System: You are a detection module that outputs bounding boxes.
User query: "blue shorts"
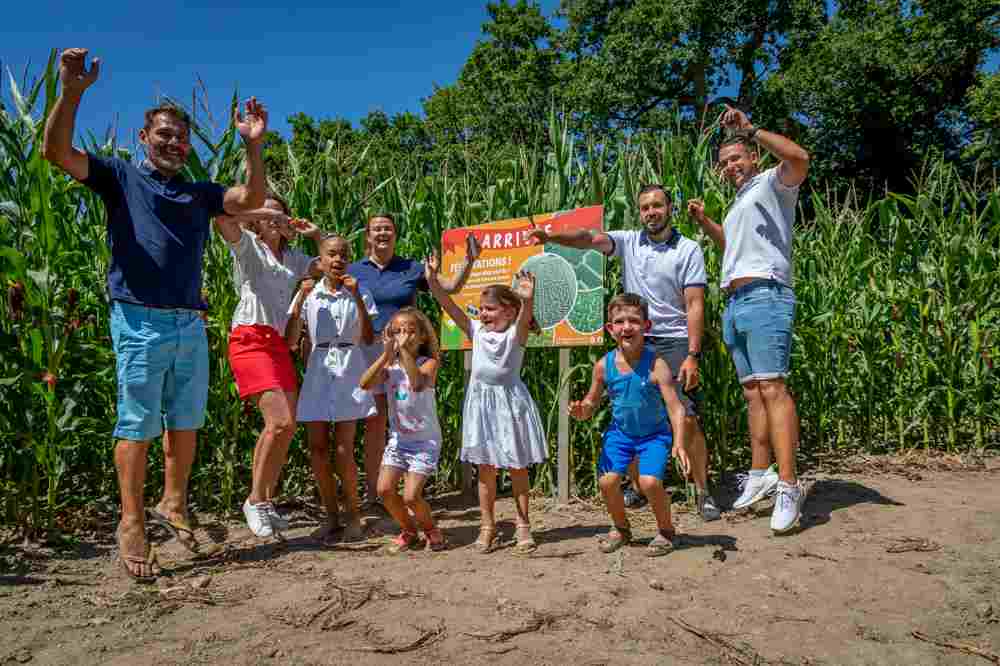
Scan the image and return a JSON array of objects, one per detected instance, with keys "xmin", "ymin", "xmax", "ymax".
[
  {"xmin": 110, "ymin": 301, "xmax": 209, "ymax": 441},
  {"xmin": 598, "ymin": 426, "xmax": 673, "ymax": 480},
  {"xmin": 722, "ymin": 280, "xmax": 796, "ymax": 384}
]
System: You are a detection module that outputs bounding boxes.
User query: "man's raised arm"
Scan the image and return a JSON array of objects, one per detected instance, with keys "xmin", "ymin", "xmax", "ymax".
[
  {"xmin": 42, "ymin": 48, "xmax": 100, "ymax": 182},
  {"xmin": 528, "ymin": 227, "xmax": 614, "ymax": 255},
  {"xmin": 222, "ymin": 98, "xmax": 268, "ymax": 214}
]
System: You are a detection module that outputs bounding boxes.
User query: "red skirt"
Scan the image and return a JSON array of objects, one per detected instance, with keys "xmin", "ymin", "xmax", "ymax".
[{"xmin": 228, "ymin": 324, "xmax": 298, "ymax": 399}]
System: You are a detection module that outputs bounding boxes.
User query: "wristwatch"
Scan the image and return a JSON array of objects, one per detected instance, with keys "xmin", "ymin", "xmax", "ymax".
[{"xmin": 687, "ymin": 351, "xmax": 702, "ymax": 360}]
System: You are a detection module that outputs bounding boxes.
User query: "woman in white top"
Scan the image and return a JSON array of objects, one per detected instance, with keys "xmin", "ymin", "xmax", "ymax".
[{"xmin": 214, "ymin": 195, "xmax": 321, "ymax": 538}]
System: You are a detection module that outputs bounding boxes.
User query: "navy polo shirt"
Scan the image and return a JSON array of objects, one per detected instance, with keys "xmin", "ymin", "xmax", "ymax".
[
  {"xmin": 82, "ymin": 154, "xmax": 226, "ymax": 310},
  {"xmin": 348, "ymin": 255, "xmax": 428, "ymax": 332}
]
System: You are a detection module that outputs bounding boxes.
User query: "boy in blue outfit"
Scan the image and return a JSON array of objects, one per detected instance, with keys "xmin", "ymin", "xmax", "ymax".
[{"xmin": 570, "ymin": 293, "xmax": 690, "ymax": 556}]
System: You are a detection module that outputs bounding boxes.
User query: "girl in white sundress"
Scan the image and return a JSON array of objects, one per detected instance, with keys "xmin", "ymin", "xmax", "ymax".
[
  {"xmin": 426, "ymin": 253, "xmax": 547, "ymax": 554},
  {"xmin": 286, "ymin": 234, "xmax": 376, "ymax": 542},
  {"xmin": 359, "ymin": 307, "xmax": 447, "ymax": 553}
]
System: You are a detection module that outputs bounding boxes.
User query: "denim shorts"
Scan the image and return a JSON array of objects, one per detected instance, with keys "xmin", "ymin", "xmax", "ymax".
[
  {"xmin": 721, "ymin": 280, "xmax": 795, "ymax": 384},
  {"xmin": 382, "ymin": 436, "xmax": 441, "ymax": 476},
  {"xmin": 598, "ymin": 426, "xmax": 673, "ymax": 480},
  {"xmin": 110, "ymin": 301, "xmax": 210, "ymax": 441},
  {"xmin": 644, "ymin": 336, "xmax": 699, "ymax": 417}
]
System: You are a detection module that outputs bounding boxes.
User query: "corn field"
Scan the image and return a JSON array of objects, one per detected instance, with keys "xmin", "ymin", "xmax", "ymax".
[{"xmin": 2, "ymin": 57, "xmax": 999, "ymax": 533}]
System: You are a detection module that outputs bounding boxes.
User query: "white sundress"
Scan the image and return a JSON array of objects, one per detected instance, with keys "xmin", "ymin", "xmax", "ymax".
[
  {"xmin": 461, "ymin": 321, "xmax": 548, "ymax": 469},
  {"xmin": 292, "ymin": 280, "xmax": 378, "ymax": 423}
]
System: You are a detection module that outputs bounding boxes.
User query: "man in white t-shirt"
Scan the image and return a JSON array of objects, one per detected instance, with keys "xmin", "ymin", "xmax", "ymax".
[
  {"xmin": 529, "ymin": 187, "xmax": 721, "ymax": 522},
  {"xmin": 687, "ymin": 105, "xmax": 810, "ymax": 534}
]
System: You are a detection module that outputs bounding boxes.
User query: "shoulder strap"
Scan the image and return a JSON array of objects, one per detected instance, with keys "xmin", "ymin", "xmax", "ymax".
[
  {"xmin": 636, "ymin": 347, "xmax": 655, "ymax": 379},
  {"xmin": 604, "ymin": 350, "xmax": 617, "ymax": 383}
]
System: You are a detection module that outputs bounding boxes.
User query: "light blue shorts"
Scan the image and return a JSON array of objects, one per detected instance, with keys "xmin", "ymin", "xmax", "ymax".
[
  {"xmin": 381, "ymin": 436, "xmax": 441, "ymax": 476},
  {"xmin": 722, "ymin": 280, "xmax": 796, "ymax": 384},
  {"xmin": 110, "ymin": 301, "xmax": 209, "ymax": 441}
]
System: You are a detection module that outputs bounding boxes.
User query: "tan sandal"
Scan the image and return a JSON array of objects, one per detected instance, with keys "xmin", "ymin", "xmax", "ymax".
[
  {"xmin": 646, "ymin": 530, "xmax": 677, "ymax": 557},
  {"xmin": 119, "ymin": 544, "xmax": 160, "ymax": 583},
  {"xmin": 513, "ymin": 524, "xmax": 537, "ymax": 554},
  {"xmin": 598, "ymin": 524, "xmax": 632, "ymax": 553},
  {"xmin": 472, "ymin": 526, "xmax": 499, "ymax": 554}
]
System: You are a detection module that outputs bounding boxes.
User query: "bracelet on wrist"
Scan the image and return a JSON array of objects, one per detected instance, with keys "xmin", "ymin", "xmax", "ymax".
[{"xmin": 687, "ymin": 351, "xmax": 702, "ymax": 360}]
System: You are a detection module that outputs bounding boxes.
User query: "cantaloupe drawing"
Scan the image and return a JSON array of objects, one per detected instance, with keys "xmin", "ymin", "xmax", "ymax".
[{"xmin": 517, "ymin": 253, "xmax": 578, "ymax": 330}]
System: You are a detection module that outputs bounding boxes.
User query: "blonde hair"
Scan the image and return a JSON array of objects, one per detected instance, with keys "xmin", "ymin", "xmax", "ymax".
[
  {"xmin": 389, "ymin": 307, "xmax": 440, "ymax": 361},
  {"xmin": 481, "ymin": 284, "xmax": 540, "ymax": 333}
]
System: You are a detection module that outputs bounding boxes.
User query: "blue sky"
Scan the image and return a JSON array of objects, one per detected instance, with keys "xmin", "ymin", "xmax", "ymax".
[{"xmin": 3, "ymin": 1, "xmax": 997, "ymax": 148}]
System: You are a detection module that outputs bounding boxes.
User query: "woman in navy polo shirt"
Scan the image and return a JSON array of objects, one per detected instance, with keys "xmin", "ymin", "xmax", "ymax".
[{"xmin": 349, "ymin": 213, "xmax": 479, "ymax": 505}]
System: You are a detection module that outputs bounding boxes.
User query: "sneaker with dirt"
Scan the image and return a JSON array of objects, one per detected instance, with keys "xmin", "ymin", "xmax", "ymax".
[
  {"xmin": 266, "ymin": 505, "xmax": 289, "ymax": 532},
  {"xmin": 697, "ymin": 491, "xmax": 722, "ymax": 521},
  {"xmin": 732, "ymin": 467, "xmax": 779, "ymax": 510},
  {"xmin": 770, "ymin": 481, "xmax": 805, "ymax": 534},
  {"xmin": 243, "ymin": 499, "xmax": 274, "ymax": 537},
  {"xmin": 622, "ymin": 486, "xmax": 647, "ymax": 508}
]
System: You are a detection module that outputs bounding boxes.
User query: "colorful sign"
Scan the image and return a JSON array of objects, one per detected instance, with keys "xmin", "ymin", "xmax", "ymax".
[{"xmin": 439, "ymin": 206, "xmax": 605, "ymax": 350}]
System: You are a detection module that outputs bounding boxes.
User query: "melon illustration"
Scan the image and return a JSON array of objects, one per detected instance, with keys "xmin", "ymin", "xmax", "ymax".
[{"xmin": 517, "ymin": 253, "xmax": 578, "ymax": 330}]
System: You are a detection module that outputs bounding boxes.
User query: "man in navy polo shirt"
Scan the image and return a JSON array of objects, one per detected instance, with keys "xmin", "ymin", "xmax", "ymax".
[{"xmin": 43, "ymin": 48, "xmax": 270, "ymax": 580}]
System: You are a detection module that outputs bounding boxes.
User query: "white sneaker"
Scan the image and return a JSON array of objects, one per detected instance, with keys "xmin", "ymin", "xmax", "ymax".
[
  {"xmin": 266, "ymin": 504, "xmax": 289, "ymax": 532},
  {"xmin": 732, "ymin": 468, "xmax": 779, "ymax": 510},
  {"xmin": 243, "ymin": 499, "xmax": 274, "ymax": 537},
  {"xmin": 770, "ymin": 481, "xmax": 805, "ymax": 534}
]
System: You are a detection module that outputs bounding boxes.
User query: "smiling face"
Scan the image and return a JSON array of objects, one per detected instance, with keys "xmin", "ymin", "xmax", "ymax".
[
  {"xmin": 478, "ymin": 291, "xmax": 518, "ymax": 333},
  {"xmin": 139, "ymin": 112, "xmax": 191, "ymax": 176},
  {"xmin": 366, "ymin": 216, "xmax": 397, "ymax": 258},
  {"xmin": 318, "ymin": 236, "xmax": 351, "ymax": 281},
  {"xmin": 637, "ymin": 189, "xmax": 672, "ymax": 237},
  {"xmin": 389, "ymin": 313, "xmax": 425, "ymax": 353},
  {"xmin": 718, "ymin": 141, "xmax": 759, "ymax": 189},
  {"xmin": 255, "ymin": 199, "xmax": 293, "ymax": 243},
  {"xmin": 606, "ymin": 304, "xmax": 650, "ymax": 353}
]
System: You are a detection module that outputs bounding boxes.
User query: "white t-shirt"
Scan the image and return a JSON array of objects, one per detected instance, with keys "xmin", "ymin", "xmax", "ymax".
[
  {"xmin": 289, "ymin": 279, "xmax": 377, "ymax": 347},
  {"xmin": 720, "ymin": 166, "xmax": 799, "ymax": 289},
  {"xmin": 385, "ymin": 358, "xmax": 442, "ymax": 443},
  {"xmin": 469, "ymin": 320, "xmax": 524, "ymax": 385},
  {"xmin": 230, "ymin": 229, "xmax": 314, "ymax": 333},
  {"xmin": 606, "ymin": 229, "xmax": 707, "ymax": 338}
]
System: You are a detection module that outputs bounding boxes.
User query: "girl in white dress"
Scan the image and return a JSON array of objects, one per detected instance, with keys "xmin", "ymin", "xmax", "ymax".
[
  {"xmin": 286, "ymin": 235, "xmax": 376, "ymax": 542},
  {"xmin": 360, "ymin": 307, "xmax": 447, "ymax": 553},
  {"xmin": 426, "ymin": 254, "xmax": 548, "ymax": 554}
]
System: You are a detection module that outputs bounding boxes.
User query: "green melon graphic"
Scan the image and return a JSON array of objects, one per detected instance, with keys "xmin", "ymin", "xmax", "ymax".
[
  {"xmin": 517, "ymin": 253, "xmax": 578, "ymax": 330},
  {"xmin": 544, "ymin": 243, "xmax": 605, "ymax": 334}
]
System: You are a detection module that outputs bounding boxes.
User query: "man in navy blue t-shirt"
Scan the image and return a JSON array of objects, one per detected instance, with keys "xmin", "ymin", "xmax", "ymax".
[{"xmin": 42, "ymin": 48, "xmax": 270, "ymax": 581}]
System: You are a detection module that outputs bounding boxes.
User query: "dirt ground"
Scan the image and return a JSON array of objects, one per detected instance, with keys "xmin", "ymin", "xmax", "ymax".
[{"xmin": 3, "ymin": 454, "xmax": 1000, "ymax": 665}]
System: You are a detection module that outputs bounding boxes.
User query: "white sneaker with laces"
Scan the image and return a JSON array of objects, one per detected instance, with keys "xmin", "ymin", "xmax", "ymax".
[
  {"xmin": 770, "ymin": 481, "xmax": 805, "ymax": 534},
  {"xmin": 243, "ymin": 499, "xmax": 274, "ymax": 537},
  {"xmin": 732, "ymin": 468, "xmax": 779, "ymax": 510}
]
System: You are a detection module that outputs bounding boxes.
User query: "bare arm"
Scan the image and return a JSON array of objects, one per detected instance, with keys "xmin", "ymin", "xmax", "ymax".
[
  {"xmin": 343, "ymin": 276, "xmax": 374, "ymax": 345},
  {"xmin": 222, "ymin": 98, "xmax": 268, "ymax": 214},
  {"xmin": 652, "ymin": 359, "xmax": 690, "ymax": 475},
  {"xmin": 568, "ymin": 359, "xmax": 606, "ymax": 421},
  {"xmin": 42, "ymin": 49, "xmax": 100, "ymax": 181},
  {"xmin": 512, "ymin": 270, "xmax": 536, "ymax": 346},
  {"xmin": 528, "ymin": 227, "xmax": 614, "ymax": 255},
  {"xmin": 359, "ymin": 331, "xmax": 394, "ymax": 390},
  {"xmin": 437, "ymin": 233, "xmax": 481, "ymax": 294},
  {"xmin": 399, "ymin": 349, "xmax": 438, "ymax": 393},
  {"xmin": 720, "ymin": 105, "xmax": 809, "ymax": 188},
  {"xmin": 687, "ymin": 200, "xmax": 724, "ymax": 250},
  {"xmin": 284, "ymin": 281, "xmax": 313, "ymax": 348},
  {"xmin": 425, "ymin": 252, "xmax": 473, "ymax": 339},
  {"xmin": 676, "ymin": 286, "xmax": 705, "ymax": 392}
]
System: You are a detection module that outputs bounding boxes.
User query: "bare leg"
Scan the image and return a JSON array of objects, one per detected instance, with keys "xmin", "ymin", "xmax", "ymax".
[
  {"xmin": 508, "ymin": 468, "xmax": 531, "ymax": 527},
  {"xmin": 155, "ymin": 429, "xmax": 197, "ymax": 522},
  {"xmin": 333, "ymin": 421, "xmax": 362, "ymax": 533},
  {"xmin": 363, "ymin": 395, "xmax": 387, "ymax": 500},
  {"xmin": 743, "ymin": 382, "xmax": 774, "ymax": 470},
  {"xmin": 116, "ymin": 440, "xmax": 154, "ymax": 577},
  {"xmin": 685, "ymin": 417, "xmax": 710, "ymax": 490},
  {"xmin": 249, "ymin": 390, "xmax": 297, "ymax": 504},
  {"xmin": 758, "ymin": 379, "xmax": 799, "ymax": 483},
  {"xmin": 306, "ymin": 422, "xmax": 340, "ymax": 535},
  {"xmin": 626, "ymin": 460, "xmax": 641, "ymax": 493},
  {"xmin": 477, "ymin": 464, "xmax": 497, "ymax": 529},
  {"xmin": 638, "ymin": 475, "xmax": 674, "ymax": 533},
  {"xmin": 598, "ymin": 472, "xmax": 627, "ymax": 528},
  {"xmin": 377, "ymin": 466, "xmax": 414, "ymax": 533},
  {"xmin": 402, "ymin": 473, "xmax": 433, "ymax": 530}
]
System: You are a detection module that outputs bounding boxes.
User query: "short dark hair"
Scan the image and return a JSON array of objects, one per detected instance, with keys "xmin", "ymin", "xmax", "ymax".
[
  {"xmin": 607, "ymin": 293, "xmax": 649, "ymax": 321},
  {"xmin": 717, "ymin": 137, "xmax": 755, "ymax": 159},
  {"xmin": 637, "ymin": 184, "xmax": 671, "ymax": 205},
  {"xmin": 143, "ymin": 104, "xmax": 191, "ymax": 131},
  {"xmin": 266, "ymin": 190, "xmax": 291, "ymax": 216}
]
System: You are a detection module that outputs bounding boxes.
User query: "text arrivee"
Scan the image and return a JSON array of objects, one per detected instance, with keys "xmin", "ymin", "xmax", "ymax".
[{"xmin": 471, "ymin": 223, "xmax": 553, "ymax": 251}]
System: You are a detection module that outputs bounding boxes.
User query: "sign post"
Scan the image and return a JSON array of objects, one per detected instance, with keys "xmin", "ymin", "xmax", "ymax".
[{"xmin": 439, "ymin": 206, "xmax": 605, "ymax": 504}]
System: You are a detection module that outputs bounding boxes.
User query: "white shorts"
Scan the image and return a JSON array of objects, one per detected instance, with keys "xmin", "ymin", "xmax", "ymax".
[{"xmin": 381, "ymin": 437, "xmax": 441, "ymax": 476}]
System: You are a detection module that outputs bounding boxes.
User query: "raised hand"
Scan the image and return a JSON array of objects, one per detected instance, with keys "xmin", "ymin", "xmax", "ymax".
[
  {"xmin": 527, "ymin": 228, "xmax": 549, "ymax": 245},
  {"xmin": 686, "ymin": 199, "xmax": 707, "ymax": 223},
  {"xmin": 341, "ymin": 274, "xmax": 359, "ymax": 295},
  {"xmin": 718, "ymin": 104, "xmax": 752, "ymax": 132},
  {"xmin": 382, "ymin": 328, "xmax": 398, "ymax": 362},
  {"xmin": 424, "ymin": 251, "xmax": 441, "ymax": 282},
  {"xmin": 568, "ymin": 399, "xmax": 593, "ymax": 421},
  {"xmin": 289, "ymin": 218, "xmax": 320, "ymax": 236},
  {"xmin": 299, "ymin": 278, "xmax": 316, "ymax": 298},
  {"xmin": 465, "ymin": 232, "xmax": 483, "ymax": 261},
  {"xmin": 59, "ymin": 48, "xmax": 100, "ymax": 94},
  {"xmin": 395, "ymin": 329, "xmax": 413, "ymax": 352},
  {"xmin": 512, "ymin": 270, "xmax": 536, "ymax": 301},
  {"xmin": 235, "ymin": 97, "xmax": 268, "ymax": 145}
]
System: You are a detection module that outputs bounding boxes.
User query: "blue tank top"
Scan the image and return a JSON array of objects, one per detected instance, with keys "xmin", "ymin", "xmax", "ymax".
[{"xmin": 604, "ymin": 347, "xmax": 669, "ymax": 438}]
